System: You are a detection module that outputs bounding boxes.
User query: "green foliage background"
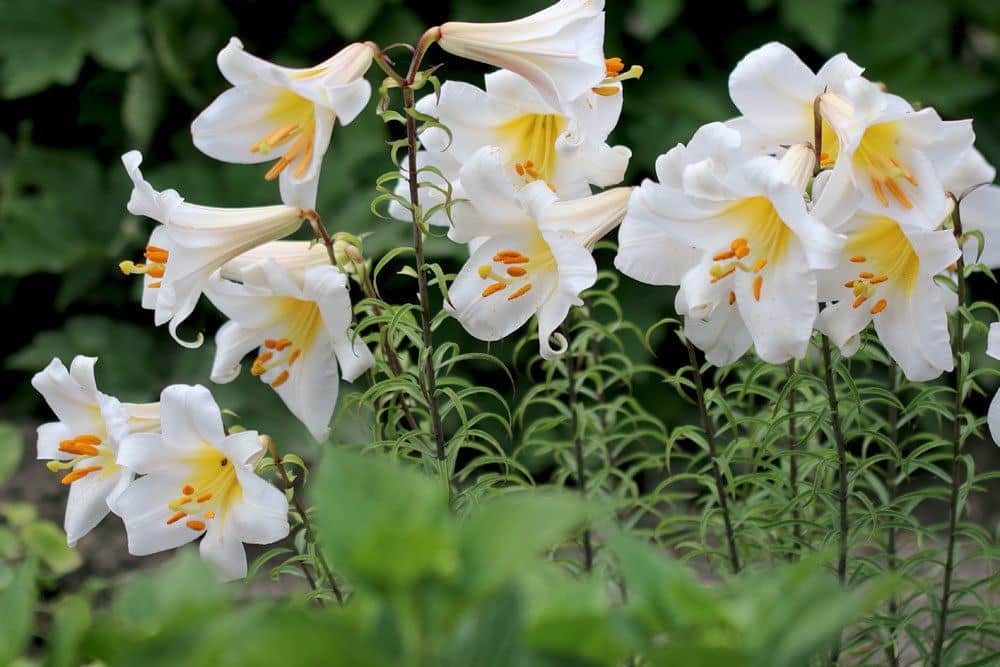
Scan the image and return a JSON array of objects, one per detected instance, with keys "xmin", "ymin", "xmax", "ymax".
[{"xmin": 2, "ymin": 0, "xmax": 1000, "ymax": 665}]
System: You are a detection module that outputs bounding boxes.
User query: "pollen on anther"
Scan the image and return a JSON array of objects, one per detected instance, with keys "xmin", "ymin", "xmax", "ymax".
[
  {"xmin": 185, "ymin": 520, "xmax": 206, "ymax": 532},
  {"xmin": 507, "ymin": 283, "xmax": 533, "ymax": 300},
  {"xmin": 735, "ymin": 245, "xmax": 750, "ymax": 259},
  {"xmin": 76, "ymin": 435, "xmax": 102, "ymax": 445},
  {"xmin": 728, "ymin": 290, "xmax": 736, "ymax": 306},
  {"xmin": 852, "ymin": 295, "xmax": 868, "ymax": 309},
  {"xmin": 167, "ymin": 511, "xmax": 186, "ymax": 525},
  {"xmin": 205, "ymin": 511, "xmax": 216, "ymax": 519},
  {"xmin": 843, "ymin": 280, "xmax": 856, "ymax": 288},
  {"xmin": 507, "ymin": 266, "xmax": 527, "ymax": 277},
  {"xmin": 858, "ymin": 271, "xmax": 874, "ymax": 279},
  {"xmin": 271, "ymin": 370, "xmax": 290, "ymax": 388},
  {"xmin": 182, "ymin": 484, "xmax": 195, "ymax": 495},
  {"xmin": 288, "ymin": 349, "xmax": 301, "ymax": 365},
  {"xmin": 482, "ymin": 282, "xmax": 507, "ymax": 298},
  {"xmin": 870, "ymin": 299, "xmax": 888, "ymax": 314},
  {"xmin": 515, "ymin": 163, "xmax": 525, "ymax": 176},
  {"xmin": 870, "ymin": 275, "xmax": 888, "ymax": 284},
  {"xmin": 713, "ymin": 250, "xmax": 736, "ymax": 261},
  {"xmin": 196, "ymin": 492, "xmax": 213, "ymax": 503},
  {"xmin": 148, "ymin": 281, "xmax": 161, "ymax": 289},
  {"xmin": 849, "ymin": 255, "xmax": 867, "ymax": 263},
  {"xmin": 752, "ymin": 275, "xmax": 763, "ymax": 301},
  {"xmin": 60, "ymin": 465, "xmax": 102, "ymax": 485}
]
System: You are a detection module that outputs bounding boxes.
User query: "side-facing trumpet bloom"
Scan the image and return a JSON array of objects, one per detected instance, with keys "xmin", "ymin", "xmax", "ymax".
[
  {"xmin": 617, "ymin": 124, "xmax": 844, "ymax": 364},
  {"xmin": 437, "ymin": 0, "xmax": 607, "ymax": 109},
  {"xmin": 447, "ymin": 146, "xmax": 631, "ymax": 358},
  {"xmin": 192, "ymin": 38, "xmax": 374, "ymax": 208},
  {"xmin": 115, "ymin": 384, "xmax": 289, "ymax": 581},
  {"xmin": 728, "ymin": 41, "xmax": 863, "ymax": 151},
  {"xmin": 819, "ymin": 77, "xmax": 973, "ymax": 219},
  {"xmin": 205, "ymin": 257, "xmax": 373, "ymax": 441},
  {"xmin": 32, "ymin": 356, "xmax": 159, "ymax": 545},
  {"xmin": 816, "ymin": 201, "xmax": 960, "ymax": 381},
  {"xmin": 119, "ymin": 151, "xmax": 307, "ymax": 347},
  {"xmin": 219, "ymin": 240, "xmax": 331, "ymax": 283},
  {"xmin": 415, "ymin": 68, "xmax": 630, "ymax": 207}
]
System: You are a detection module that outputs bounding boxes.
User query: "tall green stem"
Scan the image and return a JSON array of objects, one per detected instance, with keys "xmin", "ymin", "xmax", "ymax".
[
  {"xmin": 685, "ymin": 338, "xmax": 741, "ymax": 574},
  {"xmin": 565, "ymin": 350, "xmax": 593, "ymax": 570},
  {"xmin": 931, "ymin": 200, "xmax": 967, "ymax": 667},
  {"xmin": 885, "ymin": 359, "xmax": 900, "ymax": 667},
  {"xmin": 786, "ymin": 360, "xmax": 803, "ymax": 558}
]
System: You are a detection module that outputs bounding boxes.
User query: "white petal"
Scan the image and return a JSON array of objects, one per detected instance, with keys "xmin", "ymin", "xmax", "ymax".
[
  {"xmin": 232, "ymin": 464, "xmax": 290, "ymax": 545},
  {"xmin": 199, "ymin": 518, "xmax": 247, "ymax": 581},
  {"xmin": 209, "ymin": 320, "xmax": 265, "ymax": 384},
  {"xmin": 873, "ymin": 281, "xmax": 952, "ymax": 381},
  {"xmin": 987, "ymin": 322, "xmax": 1000, "ymax": 361},
  {"xmin": 37, "ymin": 422, "xmax": 75, "ymax": 461},
  {"xmin": 815, "ymin": 299, "xmax": 870, "ymax": 357},
  {"xmin": 31, "ymin": 357, "xmax": 102, "ymax": 435},
  {"xmin": 907, "ymin": 226, "xmax": 961, "ymax": 276},
  {"xmin": 116, "ymin": 432, "xmax": 168, "ymax": 474},
  {"xmin": 816, "ymin": 53, "xmax": 865, "ymax": 92},
  {"xmin": 685, "ymin": 302, "xmax": 753, "ymax": 367},
  {"xmin": 989, "ymin": 390, "xmax": 1000, "ymax": 446},
  {"xmin": 159, "ymin": 385, "xmax": 228, "ymax": 452},
  {"xmin": 615, "ymin": 185, "xmax": 703, "ymax": 286},
  {"xmin": 451, "ymin": 146, "xmax": 533, "ymax": 242},
  {"xmin": 268, "ymin": 339, "xmax": 339, "ymax": 442},
  {"xmin": 942, "ymin": 147, "xmax": 995, "ymax": 195},
  {"xmin": 304, "ymin": 265, "xmax": 374, "ymax": 383},
  {"xmin": 116, "ymin": 471, "xmax": 198, "ymax": 556},
  {"xmin": 121, "ymin": 151, "xmax": 184, "ymax": 222},
  {"xmin": 959, "ymin": 185, "xmax": 1000, "ymax": 267},
  {"xmin": 728, "ymin": 42, "xmax": 817, "ymax": 144},
  {"xmin": 535, "ymin": 230, "xmax": 598, "ymax": 358},
  {"xmin": 64, "ymin": 469, "xmax": 123, "ymax": 546},
  {"xmin": 217, "ymin": 429, "xmax": 264, "ymax": 468},
  {"xmin": 191, "ymin": 86, "xmax": 285, "ymax": 165}
]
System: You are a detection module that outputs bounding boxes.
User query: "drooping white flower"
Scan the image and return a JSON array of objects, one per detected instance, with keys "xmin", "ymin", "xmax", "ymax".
[
  {"xmin": 415, "ymin": 68, "xmax": 631, "ymax": 208},
  {"xmin": 436, "ymin": 0, "xmax": 608, "ymax": 109},
  {"xmin": 205, "ymin": 257, "xmax": 373, "ymax": 441},
  {"xmin": 616, "ymin": 123, "xmax": 845, "ymax": 364},
  {"xmin": 219, "ymin": 240, "xmax": 332, "ymax": 282},
  {"xmin": 940, "ymin": 147, "xmax": 1000, "ymax": 267},
  {"xmin": 818, "ymin": 77, "xmax": 974, "ymax": 219},
  {"xmin": 31, "ymin": 356, "xmax": 160, "ymax": 546},
  {"xmin": 728, "ymin": 41, "xmax": 863, "ymax": 152},
  {"xmin": 119, "ymin": 151, "xmax": 307, "ymax": 347},
  {"xmin": 192, "ymin": 38, "xmax": 374, "ymax": 208},
  {"xmin": 986, "ymin": 323, "xmax": 1000, "ymax": 444},
  {"xmin": 815, "ymin": 201, "xmax": 960, "ymax": 381},
  {"xmin": 447, "ymin": 146, "xmax": 631, "ymax": 358},
  {"xmin": 115, "ymin": 384, "xmax": 289, "ymax": 581}
]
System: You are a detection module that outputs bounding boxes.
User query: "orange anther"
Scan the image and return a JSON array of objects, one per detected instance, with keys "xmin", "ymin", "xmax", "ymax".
[
  {"xmin": 870, "ymin": 275, "xmax": 888, "ymax": 284},
  {"xmin": 728, "ymin": 290, "xmax": 736, "ymax": 306},
  {"xmin": 752, "ymin": 258, "xmax": 767, "ymax": 272},
  {"xmin": 205, "ymin": 511, "xmax": 216, "ymax": 519},
  {"xmin": 605, "ymin": 57, "xmax": 625, "ymax": 76},
  {"xmin": 734, "ymin": 245, "xmax": 750, "ymax": 259},
  {"xmin": 145, "ymin": 245, "xmax": 169, "ymax": 255},
  {"xmin": 185, "ymin": 520, "xmax": 206, "ymax": 532},
  {"xmin": 591, "ymin": 86, "xmax": 619, "ymax": 96},
  {"xmin": 871, "ymin": 177, "xmax": 889, "ymax": 207},
  {"xmin": 144, "ymin": 250, "xmax": 169, "ymax": 263},
  {"xmin": 713, "ymin": 250, "xmax": 736, "ymax": 261},
  {"xmin": 524, "ymin": 161, "xmax": 534, "ymax": 169},
  {"xmin": 60, "ymin": 465, "xmax": 102, "ymax": 485},
  {"xmin": 852, "ymin": 295, "xmax": 868, "ymax": 309},
  {"xmin": 481, "ymin": 282, "xmax": 507, "ymax": 298},
  {"xmin": 250, "ymin": 122, "xmax": 299, "ymax": 153},
  {"xmin": 147, "ymin": 281, "xmax": 161, "ymax": 288},
  {"xmin": 147, "ymin": 265, "xmax": 165, "ymax": 278},
  {"xmin": 507, "ymin": 266, "xmax": 527, "ymax": 277},
  {"xmin": 493, "ymin": 250, "xmax": 521, "ymax": 259},
  {"xmin": 273, "ymin": 338, "xmax": 292, "ymax": 351},
  {"xmin": 270, "ymin": 370, "xmax": 290, "ymax": 388},
  {"xmin": 255, "ymin": 351, "xmax": 273, "ymax": 365},
  {"xmin": 515, "ymin": 163, "xmax": 525, "ymax": 176},
  {"xmin": 858, "ymin": 271, "xmax": 874, "ymax": 279},
  {"xmin": 167, "ymin": 511, "xmax": 187, "ymax": 525},
  {"xmin": 288, "ymin": 349, "xmax": 301, "ymax": 365},
  {"xmin": 885, "ymin": 179, "xmax": 913, "ymax": 209},
  {"xmin": 849, "ymin": 256, "xmax": 867, "ymax": 263},
  {"xmin": 843, "ymin": 280, "xmax": 856, "ymax": 288},
  {"xmin": 525, "ymin": 167, "xmax": 540, "ymax": 179},
  {"xmin": 870, "ymin": 299, "xmax": 888, "ymax": 314},
  {"xmin": 752, "ymin": 275, "xmax": 763, "ymax": 301},
  {"xmin": 177, "ymin": 496, "xmax": 193, "ymax": 505},
  {"xmin": 196, "ymin": 492, "xmax": 213, "ymax": 503},
  {"xmin": 264, "ymin": 339, "xmax": 278, "ymax": 349},
  {"xmin": 500, "ymin": 256, "xmax": 530, "ymax": 265},
  {"xmin": 58, "ymin": 440, "xmax": 100, "ymax": 457},
  {"xmin": 731, "ymin": 238, "xmax": 748, "ymax": 249},
  {"xmin": 182, "ymin": 484, "xmax": 195, "ymax": 495},
  {"xmin": 507, "ymin": 283, "xmax": 533, "ymax": 300}
]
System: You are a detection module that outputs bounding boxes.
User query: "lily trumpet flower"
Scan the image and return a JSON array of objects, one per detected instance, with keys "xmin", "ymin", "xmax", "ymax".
[
  {"xmin": 32, "ymin": 356, "xmax": 160, "ymax": 545},
  {"xmin": 219, "ymin": 240, "xmax": 332, "ymax": 282},
  {"xmin": 940, "ymin": 147, "xmax": 1000, "ymax": 267},
  {"xmin": 818, "ymin": 77, "xmax": 973, "ymax": 219},
  {"xmin": 192, "ymin": 38, "xmax": 374, "ymax": 208},
  {"xmin": 119, "ymin": 151, "xmax": 307, "ymax": 347},
  {"xmin": 115, "ymin": 384, "xmax": 289, "ymax": 581},
  {"xmin": 205, "ymin": 257, "xmax": 373, "ymax": 441},
  {"xmin": 415, "ymin": 68, "xmax": 631, "ymax": 210},
  {"xmin": 727, "ymin": 41, "xmax": 863, "ymax": 152},
  {"xmin": 437, "ymin": 0, "xmax": 607, "ymax": 109},
  {"xmin": 446, "ymin": 146, "xmax": 632, "ymax": 358},
  {"xmin": 618, "ymin": 124, "xmax": 845, "ymax": 364},
  {"xmin": 816, "ymin": 201, "xmax": 960, "ymax": 381}
]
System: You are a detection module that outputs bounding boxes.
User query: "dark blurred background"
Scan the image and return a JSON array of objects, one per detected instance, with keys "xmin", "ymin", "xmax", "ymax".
[{"xmin": 2, "ymin": 0, "xmax": 1000, "ymax": 451}]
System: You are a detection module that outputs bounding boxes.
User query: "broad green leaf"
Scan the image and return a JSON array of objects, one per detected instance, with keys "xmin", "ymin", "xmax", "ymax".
[
  {"xmin": 45, "ymin": 595, "xmax": 90, "ymax": 667},
  {"xmin": 438, "ymin": 587, "xmax": 527, "ymax": 667},
  {"xmin": 0, "ymin": 0, "xmax": 144, "ymax": 98},
  {"xmin": 312, "ymin": 450, "xmax": 458, "ymax": 591},
  {"xmin": 318, "ymin": 0, "xmax": 384, "ymax": 38},
  {"xmin": 0, "ymin": 422, "xmax": 23, "ymax": 484},
  {"xmin": 0, "ymin": 560, "xmax": 36, "ymax": 664},
  {"xmin": 21, "ymin": 520, "xmax": 82, "ymax": 576},
  {"xmin": 123, "ymin": 63, "xmax": 166, "ymax": 148}
]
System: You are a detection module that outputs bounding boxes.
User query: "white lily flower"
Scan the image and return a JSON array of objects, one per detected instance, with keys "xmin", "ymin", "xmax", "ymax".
[
  {"xmin": 414, "ymin": 68, "xmax": 631, "ymax": 213},
  {"xmin": 220, "ymin": 240, "xmax": 331, "ymax": 282},
  {"xmin": 728, "ymin": 41, "xmax": 863, "ymax": 152},
  {"xmin": 115, "ymin": 384, "xmax": 289, "ymax": 581},
  {"xmin": 192, "ymin": 38, "xmax": 373, "ymax": 208},
  {"xmin": 818, "ymin": 77, "xmax": 973, "ymax": 219},
  {"xmin": 940, "ymin": 147, "xmax": 1000, "ymax": 267},
  {"xmin": 31, "ymin": 356, "xmax": 159, "ymax": 546},
  {"xmin": 205, "ymin": 257, "xmax": 373, "ymax": 441},
  {"xmin": 437, "ymin": 0, "xmax": 608, "ymax": 109},
  {"xmin": 447, "ymin": 146, "xmax": 631, "ymax": 358},
  {"xmin": 815, "ymin": 202, "xmax": 960, "ymax": 381},
  {"xmin": 986, "ymin": 323, "xmax": 1000, "ymax": 444},
  {"xmin": 119, "ymin": 151, "xmax": 307, "ymax": 347},
  {"xmin": 616, "ymin": 123, "xmax": 844, "ymax": 363}
]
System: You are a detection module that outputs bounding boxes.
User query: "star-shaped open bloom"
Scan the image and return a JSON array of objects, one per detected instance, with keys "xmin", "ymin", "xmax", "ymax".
[
  {"xmin": 415, "ymin": 68, "xmax": 631, "ymax": 209},
  {"xmin": 115, "ymin": 384, "xmax": 289, "ymax": 581},
  {"xmin": 192, "ymin": 38, "xmax": 373, "ymax": 208},
  {"xmin": 728, "ymin": 41, "xmax": 863, "ymax": 152},
  {"xmin": 437, "ymin": 0, "xmax": 608, "ymax": 110},
  {"xmin": 205, "ymin": 257, "xmax": 373, "ymax": 441},
  {"xmin": 32, "ymin": 356, "xmax": 159, "ymax": 546},
  {"xmin": 818, "ymin": 77, "xmax": 973, "ymax": 219},
  {"xmin": 119, "ymin": 151, "xmax": 307, "ymax": 347},
  {"xmin": 816, "ymin": 201, "xmax": 960, "ymax": 381},
  {"xmin": 446, "ymin": 146, "xmax": 631, "ymax": 358},
  {"xmin": 617, "ymin": 123, "xmax": 845, "ymax": 363},
  {"xmin": 941, "ymin": 147, "xmax": 1000, "ymax": 267}
]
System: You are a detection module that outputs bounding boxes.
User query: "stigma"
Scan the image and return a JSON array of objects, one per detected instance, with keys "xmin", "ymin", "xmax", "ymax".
[
  {"xmin": 592, "ymin": 57, "xmax": 643, "ymax": 95},
  {"xmin": 46, "ymin": 434, "xmax": 109, "ymax": 485}
]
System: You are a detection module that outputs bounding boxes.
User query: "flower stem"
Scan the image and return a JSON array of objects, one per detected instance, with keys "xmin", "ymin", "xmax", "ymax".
[
  {"xmin": 884, "ymin": 359, "xmax": 901, "ymax": 667},
  {"xmin": 565, "ymin": 345, "xmax": 593, "ymax": 571},
  {"xmin": 684, "ymin": 338, "xmax": 741, "ymax": 574},
  {"xmin": 785, "ymin": 360, "xmax": 803, "ymax": 558},
  {"xmin": 821, "ymin": 334, "xmax": 850, "ymax": 665},
  {"xmin": 931, "ymin": 199, "xmax": 967, "ymax": 667},
  {"xmin": 273, "ymin": 452, "xmax": 344, "ymax": 605},
  {"xmin": 401, "ymin": 83, "xmax": 448, "ymax": 465}
]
